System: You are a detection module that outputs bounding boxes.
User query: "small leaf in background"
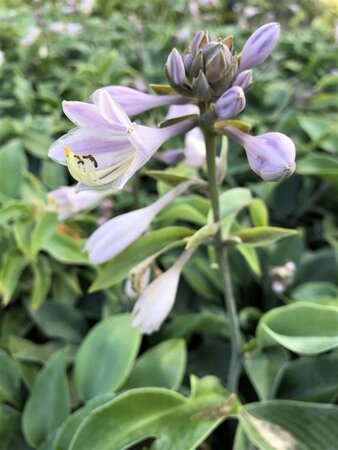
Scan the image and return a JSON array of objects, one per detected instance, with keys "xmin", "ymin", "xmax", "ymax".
[
  {"xmin": 296, "ymin": 153, "xmax": 338, "ymax": 186},
  {"xmin": 0, "ymin": 348, "xmax": 21, "ymax": 407},
  {"xmin": 0, "ymin": 140, "xmax": 28, "ymax": 200},
  {"xmin": 186, "ymin": 222, "xmax": 219, "ymax": 249},
  {"xmin": 69, "ymin": 376, "xmax": 235, "ymax": 450},
  {"xmin": 235, "ymin": 245, "xmax": 261, "ymax": 276},
  {"xmin": 31, "ymin": 211, "xmax": 58, "ymax": 257},
  {"xmin": 0, "ymin": 403, "xmax": 24, "ymax": 450},
  {"xmin": 29, "ymin": 256, "xmax": 52, "ymax": 310},
  {"xmin": 22, "ymin": 348, "xmax": 70, "ymax": 448},
  {"xmin": 123, "ymin": 339, "xmax": 187, "ymax": 390},
  {"xmin": 74, "ymin": 314, "xmax": 141, "ymax": 401},
  {"xmin": 234, "ymin": 226, "xmax": 298, "ymax": 247},
  {"xmin": 0, "ymin": 249, "xmax": 28, "ymax": 306},
  {"xmin": 274, "ymin": 353, "xmax": 338, "ymax": 403},
  {"xmin": 290, "ymin": 281, "xmax": 338, "ymax": 306},
  {"xmin": 258, "ymin": 303, "xmax": 338, "ymax": 355},
  {"xmin": 41, "ymin": 231, "xmax": 88, "ymax": 265},
  {"xmin": 240, "ymin": 400, "xmax": 338, "ymax": 450},
  {"xmin": 249, "ymin": 198, "xmax": 269, "ymax": 227}
]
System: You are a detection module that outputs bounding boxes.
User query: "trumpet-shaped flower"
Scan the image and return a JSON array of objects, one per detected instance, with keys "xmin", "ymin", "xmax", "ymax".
[
  {"xmin": 48, "ymin": 90, "xmax": 195, "ymax": 191},
  {"xmin": 85, "ymin": 182, "xmax": 191, "ymax": 264},
  {"xmin": 225, "ymin": 126, "xmax": 296, "ymax": 181},
  {"xmin": 48, "ymin": 185, "xmax": 109, "ymax": 220},
  {"xmin": 92, "ymin": 86, "xmax": 188, "ymax": 116},
  {"xmin": 239, "ymin": 22, "xmax": 280, "ymax": 72},
  {"xmin": 132, "ymin": 248, "xmax": 195, "ymax": 334}
]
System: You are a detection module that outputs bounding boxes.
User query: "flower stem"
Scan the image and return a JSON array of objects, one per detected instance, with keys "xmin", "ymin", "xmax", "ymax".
[{"xmin": 203, "ymin": 129, "xmax": 242, "ymax": 393}]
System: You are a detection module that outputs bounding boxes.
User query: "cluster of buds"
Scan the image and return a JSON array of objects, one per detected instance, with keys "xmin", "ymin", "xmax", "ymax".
[
  {"xmin": 269, "ymin": 261, "xmax": 296, "ymax": 294},
  {"xmin": 165, "ymin": 22, "xmax": 279, "ymax": 113}
]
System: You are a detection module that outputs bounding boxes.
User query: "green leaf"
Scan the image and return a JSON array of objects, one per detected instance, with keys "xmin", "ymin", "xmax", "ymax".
[
  {"xmin": 29, "ymin": 256, "xmax": 52, "ymax": 310},
  {"xmin": 22, "ymin": 348, "xmax": 70, "ymax": 448},
  {"xmin": 274, "ymin": 354, "xmax": 338, "ymax": 402},
  {"xmin": 296, "ymin": 153, "xmax": 338, "ymax": 186},
  {"xmin": 244, "ymin": 347, "xmax": 288, "ymax": 401},
  {"xmin": 290, "ymin": 281, "xmax": 338, "ymax": 306},
  {"xmin": 74, "ymin": 314, "xmax": 141, "ymax": 401},
  {"xmin": 41, "ymin": 232, "xmax": 88, "ymax": 265},
  {"xmin": 0, "ymin": 249, "xmax": 28, "ymax": 306},
  {"xmin": 31, "ymin": 211, "xmax": 58, "ymax": 256},
  {"xmin": 69, "ymin": 376, "xmax": 234, "ymax": 450},
  {"xmin": 0, "ymin": 403, "xmax": 22, "ymax": 449},
  {"xmin": 249, "ymin": 198, "xmax": 269, "ymax": 227},
  {"xmin": 186, "ymin": 222, "xmax": 219, "ymax": 249},
  {"xmin": 234, "ymin": 227, "xmax": 298, "ymax": 247},
  {"xmin": 13, "ymin": 219, "xmax": 33, "ymax": 257},
  {"xmin": 0, "ymin": 348, "xmax": 21, "ymax": 407},
  {"xmin": 214, "ymin": 119, "xmax": 252, "ymax": 133},
  {"xmin": 235, "ymin": 245, "xmax": 261, "ymax": 276},
  {"xmin": 240, "ymin": 400, "xmax": 338, "ymax": 450},
  {"xmin": 258, "ymin": 303, "xmax": 338, "ymax": 355},
  {"xmin": 157, "ymin": 203, "xmax": 207, "ymax": 226},
  {"xmin": 146, "ymin": 170, "xmax": 207, "ymax": 188},
  {"xmin": 123, "ymin": 339, "xmax": 187, "ymax": 390},
  {"xmin": 90, "ymin": 226, "xmax": 193, "ymax": 292},
  {"xmin": 0, "ymin": 140, "xmax": 27, "ymax": 200}
]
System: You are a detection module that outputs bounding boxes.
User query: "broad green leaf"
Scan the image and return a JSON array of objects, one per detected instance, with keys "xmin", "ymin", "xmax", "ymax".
[
  {"xmin": 0, "ymin": 140, "xmax": 27, "ymax": 199},
  {"xmin": 52, "ymin": 394, "xmax": 115, "ymax": 450},
  {"xmin": 29, "ymin": 256, "xmax": 52, "ymax": 310},
  {"xmin": 244, "ymin": 347, "xmax": 289, "ymax": 401},
  {"xmin": 0, "ymin": 201, "xmax": 33, "ymax": 223},
  {"xmin": 234, "ymin": 227, "xmax": 298, "ymax": 247},
  {"xmin": 13, "ymin": 219, "xmax": 33, "ymax": 257},
  {"xmin": 30, "ymin": 300, "xmax": 88, "ymax": 343},
  {"xmin": 218, "ymin": 188, "xmax": 252, "ymax": 220},
  {"xmin": 69, "ymin": 376, "xmax": 235, "ymax": 450},
  {"xmin": 157, "ymin": 203, "xmax": 207, "ymax": 226},
  {"xmin": 0, "ymin": 403, "xmax": 22, "ymax": 449},
  {"xmin": 274, "ymin": 354, "xmax": 338, "ymax": 402},
  {"xmin": 240, "ymin": 400, "xmax": 338, "ymax": 450},
  {"xmin": 0, "ymin": 348, "xmax": 21, "ymax": 407},
  {"xmin": 74, "ymin": 314, "xmax": 141, "ymax": 401},
  {"xmin": 290, "ymin": 281, "xmax": 338, "ymax": 306},
  {"xmin": 22, "ymin": 348, "xmax": 70, "ymax": 448},
  {"xmin": 0, "ymin": 249, "xmax": 28, "ymax": 306},
  {"xmin": 0, "ymin": 307, "xmax": 32, "ymax": 337},
  {"xmin": 31, "ymin": 211, "xmax": 58, "ymax": 256},
  {"xmin": 41, "ymin": 232, "xmax": 88, "ymax": 265},
  {"xmin": 296, "ymin": 153, "xmax": 338, "ymax": 185},
  {"xmin": 258, "ymin": 303, "xmax": 338, "ymax": 355},
  {"xmin": 249, "ymin": 198, "xmax": 268, "ymax": 227},
  {"xmin": 90, "ymin": 226, "xmax": 193, "ymax": 292},
  {"xmin": 8, "ymin": 336, "xmax": 64, "ymax": 364},
  {"xmin": 123, "ymin": 339, "xmax": 187, "ymax": 390}
]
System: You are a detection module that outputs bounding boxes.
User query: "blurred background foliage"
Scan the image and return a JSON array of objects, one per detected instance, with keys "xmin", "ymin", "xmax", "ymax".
[{"xmin": 0, "ymin": 0, "xmax": 337, "ymax": 449}]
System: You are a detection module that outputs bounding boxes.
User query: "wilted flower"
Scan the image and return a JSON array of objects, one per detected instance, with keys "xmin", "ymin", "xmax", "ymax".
[
  {"xmin": 48, "ymin": 185, "xmax": 109, "ymax": 220},
  {"xmin": 239, "ymin": 22, "xmax": 280, "ymax": 72},
  {"xmin": 132, "ymin": 248, "xmax": 195, "ymax": 334},
  {"xmin": 85, "ymin": 182, "xmax": 191, "ymax": 264},
  {"xmin": 269, "ymin": 261, "xmax": 296, "ymax": 293},
  {"xmin": 48, "ymin": 90, "xmax": 195, "ymax": 190},
  {"xmin": 93, "ymin": 86, "xmax": 188, "ymax": 116},
  {"xmin": 215, "ymin": 86, "xmax": 246, "ymax": 119},
  {"xmin": 224, "ymin": 126, "xmax": 296, "ymax": 181}
]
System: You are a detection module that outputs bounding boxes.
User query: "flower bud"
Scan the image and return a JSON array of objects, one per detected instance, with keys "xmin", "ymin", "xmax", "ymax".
[
  {"xmin": 215, "ymin": 87, "xmax": 246, "ymax": 119},
  {"xmin": 165, "ymin": 48, "xmax": 186, "ymax": 86},
  {"xmin": 205, "ymin": 44, "xmax": 233, "ymax": 84},
  {"xmin": 232, "ymin": 70, "xmax": 253, "ymax": 90},
  {"xmin": 190, "ymin": 50, "xmax": 204, "ymax": 78},
  {"xmin": 225, "ymin": 126, "xmax": 296, "ymax": 182},
  {"xmin": 239, "ymin": 22, "xmax": 280, "ymax": 72},
  {"xmin": 192, "ymin": 70, "xmax": 211, "ymax": 101}
]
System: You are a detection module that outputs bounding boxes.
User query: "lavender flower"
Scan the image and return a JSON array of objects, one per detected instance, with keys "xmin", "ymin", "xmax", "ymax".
[
  {"xmin": 239, "ymin": 22, "xmax": 280, "ymax": 72},
  {"xmin": 85, "ymin": 182, "xmax": 191, "ymax": 264},
  {"xmin": 132, "ymin": 248, "xmax": 195, "ymax": 334},
  {"xmin": 93, "ymin": 86, "xmax": 188, "ymax": 116},
  {"xmin": 48, "ymin": 185, "xmax": 109, "ymax": 220},
  {"xmin": 225, "ymin": 126, "xmax": 296, "ymax": 181},
  {"xmin": 215, "ymin": 86, "xmax": 246, "ymax": 119},
  {"xmin": 48, "ymin": 90, "xmax": 194, "ymax": 190}
]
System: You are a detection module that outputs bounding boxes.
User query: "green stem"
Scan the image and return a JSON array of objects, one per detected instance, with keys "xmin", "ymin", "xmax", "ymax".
[{"xmin": 203, "ymin": 129, "xmax": 242, "ymax": 393}]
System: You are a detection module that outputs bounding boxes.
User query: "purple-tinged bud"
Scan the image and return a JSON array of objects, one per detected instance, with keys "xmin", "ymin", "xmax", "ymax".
[
  {"xmin": 239, "ymin": 22, "xmax": 280, "ymax": 72},
  {"xmin": 215, "ymin": 87, "xmax": 246, "ymax": 119},
  {"xmin": 225, "ymin": 126, "xmax": 296, "ymax": 182},
  {"xmin": 232, "ymin": 70, "xmax": 253, "ymax": 90},
  {"xmin": 190, "ymin": 50, "xmax": 204, "ymax": 78},
  {"xmin": 166, "ymin": 48, "xmax": 186, "ymax": 86},
  {"xmin": 192, "ymin": 70, "xmax": 211, "ymax": 101}
]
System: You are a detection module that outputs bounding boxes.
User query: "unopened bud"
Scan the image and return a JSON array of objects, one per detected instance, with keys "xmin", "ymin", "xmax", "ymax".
[
  {"xmin": 239, "ymin": 22, "xmax": 280, "ymax": 72},
  {"xmin": 192, "ymin": 70, "xmax": 211, "ymax": 101},
  {"xmin": 232, "ymin": 70, "xmax": 253, "ymax": 90},
  {"xmin": 215, "ymin": 87, "xmax": 246, "ymax": 119},
  {"xmin": 166, "ymin": 48, "xmax": 186, "ymax": 86}
]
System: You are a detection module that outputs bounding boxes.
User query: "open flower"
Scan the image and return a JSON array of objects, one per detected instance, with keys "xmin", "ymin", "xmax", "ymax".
[
  {"xmin": 48, "ymin": 90, "xmax": 195, "ymax": 191},
  {"xmin": 132, "ymin": 248, "xmax": 195, "ymax": 334},
  {"xmin": 225, "ymin": 126, "xmax": 296, "ymax": 181},
  {"xmin": 48, "ymin": 185, "xmax": 109, "ymax": 220},
  {"xmin": 86, "ymin": 182, "xmax": 191, "ymax": 264}
]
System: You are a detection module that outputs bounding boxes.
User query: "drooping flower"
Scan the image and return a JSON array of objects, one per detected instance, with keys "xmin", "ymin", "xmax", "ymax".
[
  {"xmin": 85, "ymin": 181, "xmax": 191, "ymax": 264},
  {"xmin": 48, "ymin": 185, "xmax": 109, "ymax": 220},
  {"xmin": 215, "ymin": 86, "xmax": 246, "ymax": 119},
  {"xmin": 224, "ymin": 126, "xmax": 296, "ymax": 181},
  {"xmin": 48, "ymin": 90, "xmax": 195, "ymax": 191},
  {"xmin": 92, "ymin": 86, "xmax": 189, "ymax": 116},
  {"xmin": 239, "ymin": 22, "xmax": 280, "ymax": 72},
  {"xmin": 132, "ymin": 248, "xmax": 195, "ymax": 334}
]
